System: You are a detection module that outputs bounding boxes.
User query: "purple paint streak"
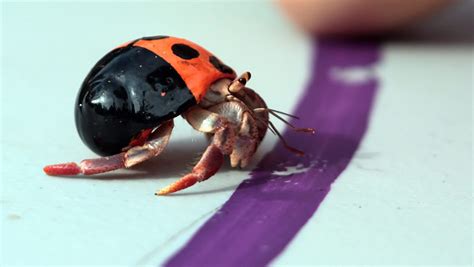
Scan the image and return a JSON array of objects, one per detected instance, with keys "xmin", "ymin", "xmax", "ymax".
[{"xmin": 165, "ymin": 40, "xmax": 381, "ymax": 267}]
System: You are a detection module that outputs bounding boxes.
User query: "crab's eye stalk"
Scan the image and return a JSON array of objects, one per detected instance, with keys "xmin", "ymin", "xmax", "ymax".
[{"xmin": 228, "ymin": 71, "xmax": 251, "ymax": 93}]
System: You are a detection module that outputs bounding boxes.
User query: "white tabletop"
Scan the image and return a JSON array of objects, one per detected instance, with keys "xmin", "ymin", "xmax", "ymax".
[{"xmin": 1, "ymin": 1, "xmax": 472, "ymax": 266}]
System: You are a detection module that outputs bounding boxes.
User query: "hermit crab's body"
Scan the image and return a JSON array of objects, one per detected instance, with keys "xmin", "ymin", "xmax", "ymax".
[{"xmin": 44, "ymin": 36, "xmax": 313, "ymax": 195}]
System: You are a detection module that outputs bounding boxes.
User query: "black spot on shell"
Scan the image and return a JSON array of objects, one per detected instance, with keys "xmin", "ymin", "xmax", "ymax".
[
  {"xmin": 124, "ymin": 39, "xmax": 140, "ymax": 48},
  {"xmin": 209, "ymin": 55, "xmax": 234, "ymax": 74},
  {"xmin": 171, "ymin": 43, "xmax": 200, "ymax": 60},
  {"xmin": 141, "ymin": 35, "xmax": 169, "ymax": 40}
]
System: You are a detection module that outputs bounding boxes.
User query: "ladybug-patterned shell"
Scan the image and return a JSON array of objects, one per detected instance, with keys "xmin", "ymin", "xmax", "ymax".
[
  {"xmin": 125, "ymin": 36, "xmax": 236, "ymax": 101},
  {"xmin": 75, "ymin": 35, "xmax": 236, "ymax": 156}
]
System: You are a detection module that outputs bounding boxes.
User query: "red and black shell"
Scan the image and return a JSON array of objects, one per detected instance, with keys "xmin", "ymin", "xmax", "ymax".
[{"xmin": 75, "ymin": 35, "xmax": 236, "ymax": 156}]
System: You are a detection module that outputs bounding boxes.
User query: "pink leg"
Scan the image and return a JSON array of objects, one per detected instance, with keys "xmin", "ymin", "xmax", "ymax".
[
  {"xmin": 44, "ymin": 120, "xmax": 174, "ymax": 176},
  {"xmin": 156, "ymin": 144, "xmax": 224, "ymax": 195},
  {"xmin": 157, "ymin": 107, "xmax": 235, "ymax": 195},
  {"xmin": 43, "ymin": 153, "xmax": 126, "ymax": 175}
]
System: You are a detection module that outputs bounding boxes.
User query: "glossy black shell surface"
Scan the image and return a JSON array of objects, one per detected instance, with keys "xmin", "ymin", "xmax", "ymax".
[{"xmin": 75, "ymin": 42, "xmax": 196, "ymax": 156}]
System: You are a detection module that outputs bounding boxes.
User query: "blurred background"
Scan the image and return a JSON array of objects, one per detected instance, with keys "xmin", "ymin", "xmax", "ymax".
[{"xmin": 1, "ymin": 0, "xmax": 472, "ymax": 266}]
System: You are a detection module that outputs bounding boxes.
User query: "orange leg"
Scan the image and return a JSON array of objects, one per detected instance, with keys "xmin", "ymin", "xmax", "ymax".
[
  {"xmin": 157, "ymin": 107, "xmax": 236, "ymax": 195},
  {"xmin": 156, "ymin": 144, "xmax": 224, "ymax": 195}
]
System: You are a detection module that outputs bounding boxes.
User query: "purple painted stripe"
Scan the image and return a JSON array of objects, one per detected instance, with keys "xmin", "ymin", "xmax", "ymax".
[{"xmin": 165, "ymin": 39, "xmax": 380, "ymax": 267}]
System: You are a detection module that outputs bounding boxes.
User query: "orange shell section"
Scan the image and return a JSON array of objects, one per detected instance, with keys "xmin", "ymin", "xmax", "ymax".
[{"xmin": 133, "ymin": 37, "xmax": 236, "ymax": 102}]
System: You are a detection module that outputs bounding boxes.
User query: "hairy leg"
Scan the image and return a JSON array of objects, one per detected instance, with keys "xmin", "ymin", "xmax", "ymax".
[{"xmin": 157, "ymin": 107, "xmax": 237, "ymax": 195}]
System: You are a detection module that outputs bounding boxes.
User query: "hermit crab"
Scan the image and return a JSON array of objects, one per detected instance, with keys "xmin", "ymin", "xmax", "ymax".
[{"xmin": 43, "ymin": 36, "xmax": 314, "ymax": 195}]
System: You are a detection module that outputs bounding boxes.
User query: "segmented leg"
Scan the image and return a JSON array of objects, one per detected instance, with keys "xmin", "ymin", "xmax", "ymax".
[
  {"xmin": 183, "ymin": 106, "xmax": 236, "ymax": 154},
  {"xmin": 156, "ymin": 144, "xmax": 224, "ymax": 195},
  {"xmin": 44, "ymin": 120, "xmax": 174, "ymax": 176},
  {"xmin": 157, "ymin": 107, "xmax": 236, "ymax": 195}
]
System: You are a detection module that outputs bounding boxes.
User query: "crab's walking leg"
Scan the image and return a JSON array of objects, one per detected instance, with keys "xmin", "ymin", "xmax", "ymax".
[
  {"xmin": 43, "ymin": 153, "xmax": 127, "ymax": 175},
  {"xmin": 157, "ymin": 144, "xmax": 224, "ymax": 195},
  {"xmin": 44, "ymin": 120, "xmax": 174, "ymax": 176},
  {"xmin": 157, "ymin": 107, "xmax": 235, "ymax": 195}
]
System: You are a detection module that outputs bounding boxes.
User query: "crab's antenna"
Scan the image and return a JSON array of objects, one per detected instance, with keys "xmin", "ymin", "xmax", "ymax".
[
  {"xmin": 253, "ymin": 114, "xmax": 276, "ymax": 136},
  {"xmin": 254, "ymin": 108, "xmax": 316, "ymax": 134},
  {"xmin": 267, "ymin": 108, "xmax": 300, "ymax": 119},
  {"xmin": 269, "ymin": 110, "xmax": 315, "ymax": 134},
  {"xmin": 267, "ymin": 120, "xmax": 305, "ymax": 156}
]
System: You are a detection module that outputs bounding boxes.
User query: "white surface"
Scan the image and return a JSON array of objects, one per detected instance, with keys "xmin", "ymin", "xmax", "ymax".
[
  {"xmin": 1, "ymin": 2, "xmax": 309, "ymax": 265},
  {"xmin": 1, "ymin": 1, "xmax": 472, "ymax": 266},
  {"xmin": 275, "ymin": 43, "xmax": 473, "ymax": 266}
]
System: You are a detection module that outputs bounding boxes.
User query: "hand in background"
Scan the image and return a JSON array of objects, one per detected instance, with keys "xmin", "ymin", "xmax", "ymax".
[{"xmin": 278, "ymin": 0, "xmax": 452, "ymax": 35}]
